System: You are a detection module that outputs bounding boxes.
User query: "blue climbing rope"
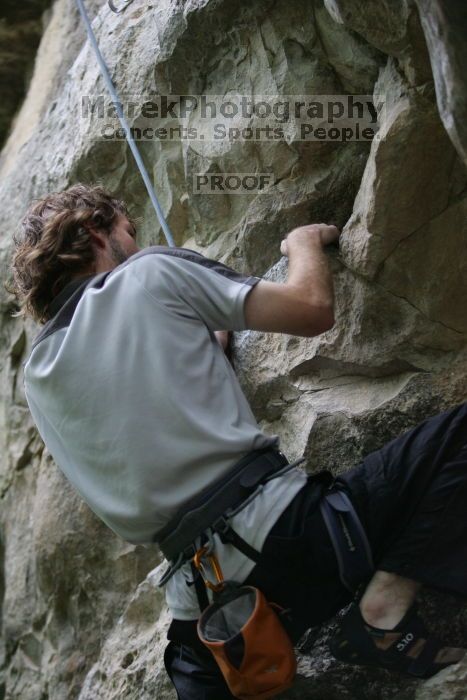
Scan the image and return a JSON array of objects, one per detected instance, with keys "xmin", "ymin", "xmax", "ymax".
[{"xmin": 74, "ymin": 0, "xmax": 176, "ymax": 248}]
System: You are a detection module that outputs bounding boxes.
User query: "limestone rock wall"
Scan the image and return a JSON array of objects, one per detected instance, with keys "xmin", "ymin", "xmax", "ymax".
[
  {"xmin": 0, "ymin": 1, "xmax": 51, "ymax": 149},
  {"xmin": 0, "ymin": 1, "xmax": 466, "ymax": 699}
]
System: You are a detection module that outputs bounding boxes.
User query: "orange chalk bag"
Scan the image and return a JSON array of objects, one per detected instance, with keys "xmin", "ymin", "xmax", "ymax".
[{"xmin": 193, "ymin": 546, "xmax": 297, "ymax": 700}]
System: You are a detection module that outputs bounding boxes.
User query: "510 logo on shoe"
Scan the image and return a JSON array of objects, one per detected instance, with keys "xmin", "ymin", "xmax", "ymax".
[{"xmin": 397, "ymin": 633, "xmax": 415, "ymax": 652}]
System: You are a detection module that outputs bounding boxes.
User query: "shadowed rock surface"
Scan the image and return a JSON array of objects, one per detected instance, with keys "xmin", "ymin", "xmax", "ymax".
[
  {"xmin": 0, "ymin": 1, "xmax": 466, "ymax": 698},
  {"xmin": 0, "ymin": 0, "xmax": 51, "ymax": 149}
]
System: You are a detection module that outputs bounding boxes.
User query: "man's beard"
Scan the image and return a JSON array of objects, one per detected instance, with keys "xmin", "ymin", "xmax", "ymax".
[{"xmin": 109, "ymin": 237, "xmax": 130, "ymax": 266}]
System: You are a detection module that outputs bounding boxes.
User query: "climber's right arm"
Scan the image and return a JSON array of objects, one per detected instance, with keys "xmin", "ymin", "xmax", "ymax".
[{"xmin": 244, "ymin": 224, "xmax": 340, "ymax": 338}]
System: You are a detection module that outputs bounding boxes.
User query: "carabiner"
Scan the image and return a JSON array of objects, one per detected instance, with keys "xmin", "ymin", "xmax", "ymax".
[{"xmin": 193, "ymin": 546, "xmax": 225, "ymax": 592}]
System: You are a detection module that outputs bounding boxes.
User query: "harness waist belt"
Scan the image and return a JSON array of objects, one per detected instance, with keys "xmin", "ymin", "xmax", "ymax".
[{"xmin": 154, "ymin": 448, "xmax": 290, "ymax": 562}]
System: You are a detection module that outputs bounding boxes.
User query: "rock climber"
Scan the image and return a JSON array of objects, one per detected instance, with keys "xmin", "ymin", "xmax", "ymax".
[{"xmin": 9, "ymin": 183, "xmax": 466, "ymax": 699}]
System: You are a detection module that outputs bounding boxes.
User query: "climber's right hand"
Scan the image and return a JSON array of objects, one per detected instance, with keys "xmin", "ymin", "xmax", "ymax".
[{"xmin": 280, "ymin": 224, "xmax": 340, "ymax": 256}]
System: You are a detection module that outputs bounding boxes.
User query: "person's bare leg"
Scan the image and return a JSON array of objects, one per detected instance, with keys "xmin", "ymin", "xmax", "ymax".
[
  {"xmin": 359, "ymin": 570, "xmax": 421, "ymax": 630},
  {"xmin": 358, "ymin": 570, "xmax": 465, "ymax": 663}
]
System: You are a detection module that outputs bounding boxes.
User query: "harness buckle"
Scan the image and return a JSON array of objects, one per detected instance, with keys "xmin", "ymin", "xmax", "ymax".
[
  {"xmin": 212, "ymin": 515, "xmax": 231, "ymax": 537},
  {"xmin": 182, "ymin": 543, "xmax": 198, "ymax": 561}
]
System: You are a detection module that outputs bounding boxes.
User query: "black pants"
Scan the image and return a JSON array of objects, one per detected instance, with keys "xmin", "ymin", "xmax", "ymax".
[{"xmin": 165, "ymin": 403, "xmax": 467, "ymax": 700}]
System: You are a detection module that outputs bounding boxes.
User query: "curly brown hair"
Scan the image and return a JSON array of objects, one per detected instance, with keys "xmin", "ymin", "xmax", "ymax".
[{"xmin": 8, "ymin": 183, "xmax": 135, "ymax": 324}]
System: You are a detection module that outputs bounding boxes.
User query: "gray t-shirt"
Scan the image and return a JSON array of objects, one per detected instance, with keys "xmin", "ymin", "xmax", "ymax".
[{"xmin": 24, "ymin": 246, "xmax": 306, "ymax": 619}]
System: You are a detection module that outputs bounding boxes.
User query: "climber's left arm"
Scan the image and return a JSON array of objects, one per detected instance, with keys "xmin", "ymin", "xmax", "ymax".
[{"xmin": 214, "ymin": 330, "xmax": 230, "ymax": 352}]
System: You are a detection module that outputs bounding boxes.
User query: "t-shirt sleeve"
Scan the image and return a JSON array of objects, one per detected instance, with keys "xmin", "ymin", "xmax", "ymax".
[{"xmin": 131, "ymin": 248, "xmax": 262, "ymax": 331}]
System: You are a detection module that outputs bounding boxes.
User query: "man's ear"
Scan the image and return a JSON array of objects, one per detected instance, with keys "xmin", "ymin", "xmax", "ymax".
[{"xmin": 84, "ymin": 224, "xmax": 108, "ymax": 250}]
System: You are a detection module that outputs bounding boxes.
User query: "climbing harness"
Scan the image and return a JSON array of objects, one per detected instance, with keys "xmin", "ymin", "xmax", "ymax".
[
  {"xmin": 155, "ymin": 445, "xmax": 374, "ymax": 594},
  {"xmin": 74, "ymin": 0, "xmax": 175, "ymax": 246},
  {"xmin": 155, "ymin": 448, "xmax": 303, "ymax": 585}
]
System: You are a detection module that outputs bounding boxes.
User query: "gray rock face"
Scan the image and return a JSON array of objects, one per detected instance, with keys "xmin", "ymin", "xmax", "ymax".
[
  {"xmin": 0, "ymin": 1, "xmax": 50, "ymax": 148},
  {"xmin": 415, "ymin": 0, "xmax": 467, "ymax": 169},
  {"xmin": 0, "ymin": 1, "xmax": 466, "ymax": 699}
]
